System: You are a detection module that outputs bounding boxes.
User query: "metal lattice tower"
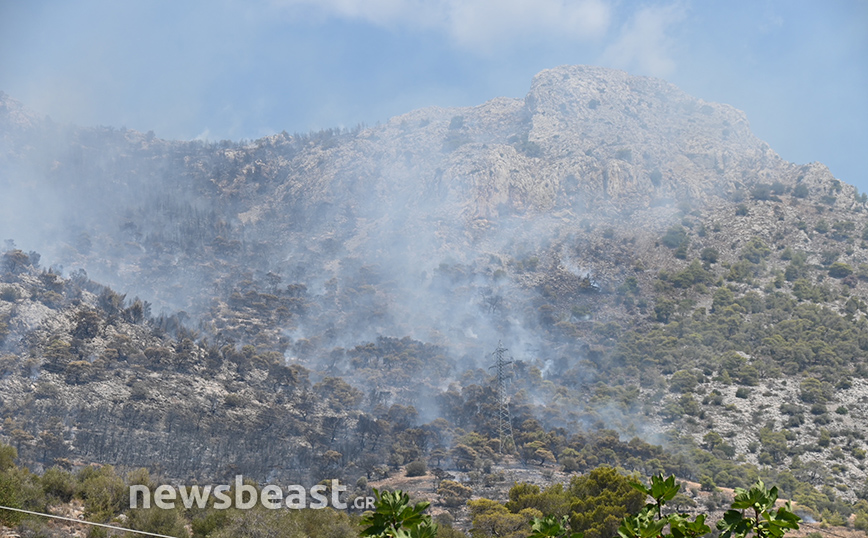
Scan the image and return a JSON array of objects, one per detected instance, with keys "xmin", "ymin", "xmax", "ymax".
[{"xmin": 489, "ymin": 342, "xmax": 515, "ymax": 453}]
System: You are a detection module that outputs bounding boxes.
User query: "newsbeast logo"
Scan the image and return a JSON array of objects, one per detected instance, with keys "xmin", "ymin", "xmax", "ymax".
[{"xmin": 130, "ymin": 476, "xmax": 375, "ymax": 510}]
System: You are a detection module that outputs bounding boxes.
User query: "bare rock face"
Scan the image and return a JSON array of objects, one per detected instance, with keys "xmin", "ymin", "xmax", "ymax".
[
  {"xmin": 366, "ymin": 66, "xmax": 787, "ymax": 221},
  {"xmin": 524, "ymin": 66, "xmax": 764, "ymax": 200}
]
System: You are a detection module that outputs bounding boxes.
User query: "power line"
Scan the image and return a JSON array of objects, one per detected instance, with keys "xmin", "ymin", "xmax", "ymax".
[{"xmin": 0, "ymin": 505, "xmax": 178, "ymax": 538}]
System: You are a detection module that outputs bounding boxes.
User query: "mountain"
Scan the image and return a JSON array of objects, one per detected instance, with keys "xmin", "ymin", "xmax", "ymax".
[{"xmin": 1, "ymin": 66, "xmax": 868, "ymax": 524}]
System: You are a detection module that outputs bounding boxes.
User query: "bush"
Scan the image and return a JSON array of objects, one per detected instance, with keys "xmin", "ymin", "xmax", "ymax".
[
  {"xmin": 0, "ymin": 444, "xmax": 16, "ymax": 472},
  {"xmin": 751, "ymin": 184, "xmax": 772, "ymax": 200},
  {"xmin": 405, "ymin": 460, "xmax": 428, "ymax": 477},
  {"xmin": 42, "ymin": 467, "xmax": 76, "ymax": 503},
  {"xmin": 700, "ymin": 247, "xmax": 719, "ymax": 264},
  {"xmin": 127, "ymin": 507, "xmax": 190, "ymax": 538},
  {"xmin": 828, "ymin": 262, "xmax": 854, "ymax": 278},
  {"xmin": 0, "ymin": 466, "xmax": 47, "ymax": 526},
  {"xmin": 0, "ymin": 286, "xmax": 21, "ymax": 302},
  {"xmin": 793, "ymin": 183, "xmax": 809, "ymax": 198},
  {"xmin": 77, "ymin": 465, "xmax": 126, "ymax": 522},
  {"xmin": 561, "ymin": 457, "xmax": 580, "ymax": 473},
  {"xmin": 566, "ymin": 466, "xmax": 646, "ymax": 538},
  {"xmin": 855, "ymin": 511, "xmax": 868, "ymax": 532},
  {"xmin": 699, "ymin": 475, "xmax": 716, "ymax": 492},
  {"xmin": 438, "ymin": 480, "xmax": 473, "ymax": 507},
  {"xmin": 662, "ymin": 226, "xmax": 688, "ymax": 249},
  {"xmin": 800, "ymin": 378, "xmax": 831, "ymax": 404},
  {"xmin": 615, "ymin": 148, "xmax": 633, "ymax": 163},
  {"xmin": 669, "ymin": 370, "xmax": 697, "ymax": 393}
]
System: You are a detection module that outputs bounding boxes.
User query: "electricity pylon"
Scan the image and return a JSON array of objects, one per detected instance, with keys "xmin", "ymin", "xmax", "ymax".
[{"xmin": 489, "ymin": 341, "xmax": 515, "ymax": 453}]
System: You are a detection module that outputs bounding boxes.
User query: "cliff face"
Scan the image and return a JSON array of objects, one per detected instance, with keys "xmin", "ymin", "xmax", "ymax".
[
  {"xmin": 523, "ymin": 66, "xmax": 774, "ymax": 200},
  {"xmin": 2, "ymin": 67, "xmax": 868, "ymax": 497}
]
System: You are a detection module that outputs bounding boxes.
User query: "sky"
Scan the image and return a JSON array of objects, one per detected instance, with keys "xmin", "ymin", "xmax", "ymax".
[{"xmin": 1, "ymin": 0, "xmax": 866, "ymax": 190}]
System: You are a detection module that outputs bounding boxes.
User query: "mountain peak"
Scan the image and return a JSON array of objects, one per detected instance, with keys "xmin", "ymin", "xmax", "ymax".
[{"xmin": 515, "ymin": 65, "xmax": 780, "ymax": 202}]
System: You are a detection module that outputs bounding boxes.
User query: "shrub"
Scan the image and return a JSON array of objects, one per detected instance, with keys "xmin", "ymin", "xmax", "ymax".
[
  {"xmin": 700, "ymin": 247, "xmax": 719, "ymax": 264},
  {"xmin": 751, "ymin": 184, "xmax": 772, "ymax": 200},
  {"xmin": 615, "ymin": 148, "xmax": 633, "ymax": 163},
  {"xmin": 78, "ymin": 465, "xmax": 126, "ymax": 521},
  {"xmin": 127, "ymin": 506, "xmax": 190, "ymax": 538},
  {"xmin": 669, "ymin": 370, "xmax": 697, "ymax": 393},
  {"xmin": 567, "ymin": 466, "xmax": 646, "ymax": 538},
  {"xmin": 699, "ymin": 475, "xmax": 716, "ymax": 492},
  {"xmin": 405, "ymin": 460, "xmax": 428, "ymax": 477},
  {"xmin": 800, "ymin": 377, "xmax": 831, "ymax": 403},
  {"xmin": 0, "ymin": 444, "xmax": 16, "ymax": 472},
  {"xmin": 810, "ymin": 403, "xmax": 827, "ymax": 415},
  {"xmin": 438, "ymin": 480, "xmax": 473, "ymax": 507},
  {"xmin": 793, "ymin": 183, "xmax": 809, "ymax": 198},
  {"xmin": 661, "ymin": 225, "xmax": 688, "ymax": 249},
  {"xmin": 0, "ymin": 286, "xmax": 21, "ymax": 302},
  {"xmin": 41, "ymin": 467, "xmax": 76, "ymax": 503},
  {"xmin": 828, "ymin": 262, "xmax": 854, "ymax": 278}
]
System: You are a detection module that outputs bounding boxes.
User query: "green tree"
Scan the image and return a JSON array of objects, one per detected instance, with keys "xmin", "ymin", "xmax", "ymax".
[
  {"xmin": 469, "ymin": 498, "xmax": 531, "ymax": 538},
  {"xmin": 669, "ymin": 370, "xmax": 697, "ymax": 393},
  {"xmin": 450, "ymin": 444, "xmax": 479, "ymax": 471},
  {"xmin": 567, "ymin": 466, "xmax": 645, "ymax": 538},
  {"xmin": 77, "ymin": 465, "xmax": 126, "ymax": 522},
  {"xmin": 438, "ymin": 480, "xmax": 473, "ymax": 508},
  {"xmin": 41, "ymin": 466, "xmax": 76, "ymax": 503},
  {"xmin": 0, "ymin": 443, "xmax": 16, "ymax": 471}
]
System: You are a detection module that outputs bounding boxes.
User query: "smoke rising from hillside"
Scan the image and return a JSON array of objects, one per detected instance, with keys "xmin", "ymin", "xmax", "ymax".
[{"xmin": 0, "ymin": 66, "xmax": 813, "ymax": 446}]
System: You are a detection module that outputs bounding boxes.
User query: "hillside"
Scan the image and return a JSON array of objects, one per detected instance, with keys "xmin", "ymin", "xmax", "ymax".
[{"xmin": 2, "ymin": 66, "xmax": 868, "ymax": 533}]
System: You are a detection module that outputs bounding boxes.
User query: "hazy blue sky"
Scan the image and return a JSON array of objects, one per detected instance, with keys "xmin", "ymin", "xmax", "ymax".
[{"xmin": 1, "ymin": 1, "xmax": 866, "ymax": 189}]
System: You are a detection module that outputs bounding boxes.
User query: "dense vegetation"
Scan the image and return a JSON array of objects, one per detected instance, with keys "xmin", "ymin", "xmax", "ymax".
[{"xmin": 5, "ymin": 439, "xmax": 867, "ymax": 537}]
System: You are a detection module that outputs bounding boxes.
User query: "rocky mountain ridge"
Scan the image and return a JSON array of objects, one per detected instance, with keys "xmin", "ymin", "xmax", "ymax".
[{"xmin": 2, "ymin": 66, "xmax": 868, "ymax": 526}]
